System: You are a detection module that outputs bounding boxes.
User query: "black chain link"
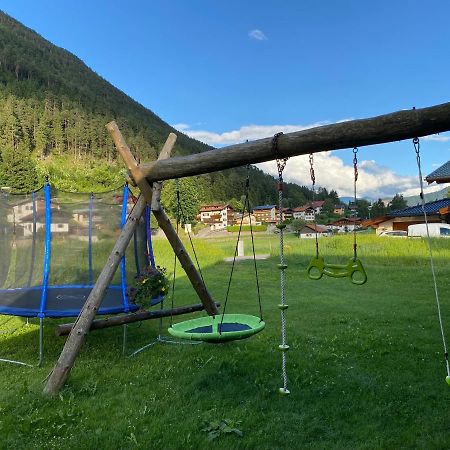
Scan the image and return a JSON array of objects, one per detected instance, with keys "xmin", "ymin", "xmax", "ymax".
[
  {"xmin": 273, "ymin": 132, "xmax": 288, "ymax": 180},
  {"xmin": 309, "ymin": 153, "xmax": 316, "ymax": 186},
  {"xmin": 353, "ymin": 147, "xmax": 359, "ymax": 182}
]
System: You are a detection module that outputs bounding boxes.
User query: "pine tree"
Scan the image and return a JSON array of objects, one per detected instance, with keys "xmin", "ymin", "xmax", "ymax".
[{"xmin": 0, "ymin": 143, "xmax": 39, "ymax": 191}]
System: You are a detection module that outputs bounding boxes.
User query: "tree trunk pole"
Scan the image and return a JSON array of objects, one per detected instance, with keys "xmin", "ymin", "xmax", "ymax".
[
  {"xmin": 43, "ymin": 195, "xmax": 147, "ymax": 395},
  {"xmin": 138, "ymin": 102, "xmax": 450, "ymax": 183},
  {"xmin": 43, "ymin": 130, "xmax": 177, "ymax": 396},
  {"xmin": 107, "ymin": 122, "xmax": 219, "ymax": 316},
  {"xmin": 56, "ymin": 302, "xmax": 221, "ymax": 336}
]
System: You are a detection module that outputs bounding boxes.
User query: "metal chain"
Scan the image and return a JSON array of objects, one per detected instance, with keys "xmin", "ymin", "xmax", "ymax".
[
  {"xmin": 275, "ymin": 145, "xmax": 290, "ymax": 395},
  {"xmin": 352, "ymin": 148, "xmax": 359, "ymax": 260},
  {"xmin": 309, "ymin": 153, "xmax": 319, "ymax": 258},
  {"xmin": 413, "ymin": 138, "xmax": 450, "ymax": 379}
]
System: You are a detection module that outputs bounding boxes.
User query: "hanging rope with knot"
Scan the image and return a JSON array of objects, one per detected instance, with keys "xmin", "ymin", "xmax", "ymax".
[
  {"xmin": 413, "ymin": 137, "xmax": 450, "ymax": 385},
  {"xmin": 273, "ymin": 132, "xmax": 290, "ymax": 396},
  {"xmin": 352, "ymin": 148, "xmax": 359, "ymax": 260}
]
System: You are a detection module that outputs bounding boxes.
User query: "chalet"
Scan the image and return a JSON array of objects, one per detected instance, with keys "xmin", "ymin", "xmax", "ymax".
[
  {"xmin": 198, "ymin": 204, "xmax": 235, "ymax": 230},
  {"xmin": 292, "ymin": 206, "xmax": 315, "ymax": 221},
  {"xmin": 298, "ymin": 223, "xmax": 329, "ymax": 239},
  {"xmin": 234, "ymin": 212, "xmax": 260, "ymax": 226},
  {"xmin": 333, "ymin": 204, "xmax": 346, "ymax": 215},
  {"xmin": 425, "ymin": 160, "xmax": 450, "ymax": 184},
  {"xmin": 328, "ymin": 217, "xmax": 362, "ymax": 233},
  {"xmin": 311, "ymin": 200, "xmax": 325, "ymax": 214},
  {"xmin": 252, "ymin": 205, "xmax": 277, "ymax": 223},
  {"xmin": 282, "ymin": 207, "xmax": 293, "ymax": 220},
  {"xmin": 363, "ymin": 199, "xmax": 450, "ymax": 235},
  {"xmin": 6, "ymin": 198, "xmax": 69, "ymax": 237}
]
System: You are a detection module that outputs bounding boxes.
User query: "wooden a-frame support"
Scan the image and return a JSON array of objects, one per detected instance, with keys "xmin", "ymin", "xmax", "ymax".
[
  {"xmin": 44, "ymin": 124, "xmax": 218, "ymax": 395},
  {"xmin": 43, "ymin": 101, "xmax": 450, "ymax": 395}
]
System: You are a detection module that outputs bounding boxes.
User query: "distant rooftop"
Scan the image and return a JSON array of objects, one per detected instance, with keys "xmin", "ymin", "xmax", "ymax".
[
  {"xmin": 252, "ymin": 205, "xmax": 276, "ymax": 211},
  {"xmin": 425, "ymin": 160, "xmax": 450, "ymax": 184},
  {"xmin": 390, "ymin": 198, "xmax": 450, "ymax": 217}
]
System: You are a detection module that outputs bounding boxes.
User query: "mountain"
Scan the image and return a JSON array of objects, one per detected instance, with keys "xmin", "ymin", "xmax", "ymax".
[
  {"xmin": 0, "ymin": 10, "xmax": 318, "ymax": 214},
  {"xmin": 404, "ymin": 186, "xmax": 449, "ymax": 206}
]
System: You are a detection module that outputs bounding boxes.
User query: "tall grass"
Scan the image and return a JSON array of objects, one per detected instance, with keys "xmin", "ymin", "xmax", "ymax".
[{"xmin": 0, "ymin": 233, "xmax": 449, "ymax": 449}]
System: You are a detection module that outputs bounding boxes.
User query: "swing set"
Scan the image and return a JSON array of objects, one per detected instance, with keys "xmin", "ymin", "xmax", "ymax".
[{"xmin": 41, "ymin": 102, "xmax": 450, "ymax": 395}]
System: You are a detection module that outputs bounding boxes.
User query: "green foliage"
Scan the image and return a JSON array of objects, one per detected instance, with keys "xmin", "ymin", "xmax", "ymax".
[
  {"xmin": 128, "ymin": 265, "xmax": 169, "ymax": 308},
  {"xmin": 370, "ymin": 198, "xmax": 387, "ymax": 218},
  {"xmin": 201, "ymin": 419, "xmax": 243, "ymax": 441},
  {"xmin": 0, "ymin": 143, "xmax": 39, "ymax": 191},
  {"xmin": 389, "ymin": 193, "xmax": 408, "ymax": 211},
  {"xmin": 291, "ymin": 218, "xmax": 306, "ymax": 236},
  {"xmin": 226, "ymin": 225, "xmax": 267, "ymax": 232},
  {"xmin": 1, "ymin": 234, "xmax": 450, "ymax": 448}
]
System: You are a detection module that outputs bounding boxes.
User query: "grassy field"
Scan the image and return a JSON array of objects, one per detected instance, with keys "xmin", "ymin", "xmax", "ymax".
[{"xmin": 1, "ymin": 233, "xmax": 450, "ymax": 449}]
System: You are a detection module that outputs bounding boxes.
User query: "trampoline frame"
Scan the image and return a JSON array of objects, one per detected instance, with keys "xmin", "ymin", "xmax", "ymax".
[{"xmin": 0, "ymin": 185, "xmax": 158, "ymax": 366}]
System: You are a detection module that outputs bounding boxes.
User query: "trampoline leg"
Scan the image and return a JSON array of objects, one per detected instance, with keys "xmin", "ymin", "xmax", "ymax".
[
  {"xmin": 0, "ymin": 317, "xmax": 43, "ymax": 367},
  {"xmin": 122, "ymin": 324, "xmax": 128, "ymax": 356},
  {"xmin": 38, "ymin": 318, "xmax": 44, "ymax": 367},
  {"xmin": 127, "ymin": 316, "xmax": 201, "ymax": 358}
]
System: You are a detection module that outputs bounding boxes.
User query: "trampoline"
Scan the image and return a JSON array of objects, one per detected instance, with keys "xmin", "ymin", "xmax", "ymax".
[{"xmin": 0, "ymin": 183, "xmax": 159, "ymax": 365}]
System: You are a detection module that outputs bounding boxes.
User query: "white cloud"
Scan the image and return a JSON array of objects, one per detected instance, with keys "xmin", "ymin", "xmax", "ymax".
[
  {"xmin": 422, "ymin": 134, "xmax": 450, "ymax": 142},
  {"xmin": 173, "ymin": 122, "xmax": 327, "ymax": 146},
  {"xmin": 248, "ymin": 29, "xmax": 267, "ymax": 41},
  {"xmin": 172, "ymin": 122, "xmax": 442, "ymax": 199},
  {"xmin": 171, "ymin": 123, "xmax": 190, "ymax": 131}
]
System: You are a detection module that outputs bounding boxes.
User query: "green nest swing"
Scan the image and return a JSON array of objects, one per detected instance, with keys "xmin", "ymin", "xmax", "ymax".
[
  {"xmin": 168, "ymin": 313, "xmax": 265, "ymax": 342},
  {"xmin": 167, "ymin": 170, "xmax": 265, "ymax": 344}
]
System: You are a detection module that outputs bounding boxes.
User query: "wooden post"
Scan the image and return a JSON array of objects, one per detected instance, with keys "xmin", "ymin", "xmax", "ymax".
[
  {"xmin": 137, "ymin": 102, "xmax": 450, "ymax": 183},
  {"xmin": 43, "ymin": 195, "xmax": 147, "ymax": 395},
  {"xmin": 55, "ymin": 302, "xmax": 221, "ymax": 336},
  {"xmin": 106, "ymin": 122, "xmax": 219, "ymax": 316},
  {"xmin": 43, "ymin": 132, "xmax": 177, "ymax": 396}
]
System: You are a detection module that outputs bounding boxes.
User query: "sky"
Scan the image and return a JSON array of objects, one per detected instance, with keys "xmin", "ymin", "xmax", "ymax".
[{"xmin": 2, "ymin": 0, "xmax": 450, "ymax": 199}]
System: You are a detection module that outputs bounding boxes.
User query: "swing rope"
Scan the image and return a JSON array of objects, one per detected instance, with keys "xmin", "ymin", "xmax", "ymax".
[
  {"xmin": 221, "ymin": 165, "xmax": 264, "ymax": 328},
  {"xmin": 352, "ymin": 147, "xmax": 359, "ymax": 260},
  {"xmin": 274, "ymin": 132, "xmax": 290, "ymax": 395},
  {"xmin": 413, "ymin": 137, "xmax": 450, "ymax": 384},
  {"xmin": 309, "ymin": 153, "xmax": 319, "ymax": 257}
]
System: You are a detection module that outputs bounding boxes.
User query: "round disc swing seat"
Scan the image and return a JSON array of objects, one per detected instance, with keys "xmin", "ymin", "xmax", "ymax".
[
  {"xmin": 166, "ymin": 170, "xmax": 266, "ymax": 343},
  {"xmin": 168, "ymin": 314, "xmax": 265, "ymax": 342}
]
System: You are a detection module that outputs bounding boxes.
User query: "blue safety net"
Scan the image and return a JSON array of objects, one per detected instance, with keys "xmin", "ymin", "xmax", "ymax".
[{"xmin": 0, "ymin": 184, "xmax": 154, "ymax": 318}]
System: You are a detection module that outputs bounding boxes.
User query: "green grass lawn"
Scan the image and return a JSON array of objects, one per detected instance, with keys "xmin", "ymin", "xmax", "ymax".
[{"xmin": 1, "ymin": 233, "xmax": 449, "ymax": 449}]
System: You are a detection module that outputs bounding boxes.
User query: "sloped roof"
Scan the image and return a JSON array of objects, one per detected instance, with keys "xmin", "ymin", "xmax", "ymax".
[
  {"xmin": 390, "ymin": 198, "xmax": 450, "ymax": 217},
  {"xmin": 311, "ymin": 200, "xmax": 325, "ymax": 208},
  {"xmin": 252, "ymin": 205, "xmax": 276, "ymax": 211},
  {"xmin": 329, "ymin": 217, "xmax": 361, "ymax": 225},
  {"xmin": 425, "ymin": 160, "xmax": 450, "ymax": 184},
  {"xmin": 292, "ymin": 206, "xmax": 314, "ymax": 212},
  {"xmin": 199, "ymin": 204, "xmax": 231, "ymax": 212},
  {"xmin": 301, "ymin": 223, "xmax": 327, "ymax": 233}
]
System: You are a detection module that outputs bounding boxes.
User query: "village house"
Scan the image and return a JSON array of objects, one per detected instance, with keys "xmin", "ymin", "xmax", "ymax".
[
  {"xmin": 328, "ymin": 217, "xmax": 362, "ymax": 233},
  {"xmin": 281, "ymin": 207, "xmax": 293, "ymax": 221},
  {"xmin": 311, "ymin": 200, "xmax": 325, "ymax": 214},
  {"xmin": 363, "ymin": 199, "xmax": 450, "ymax": 235},
  {"xmin": 292, "ymin": 205, "xmax": 315, "ymax": 221},
  {"xmin": 298, "ymin": 223, "xmax": 330, "ymax": 239},
  {"xmin": 252, "ymin": 205, "xmax": 277, "ymax": 223},
  {"xmin": 198, "ymin": 204, "xmax": 235, "ymax": 230},
  {"xmin": 333, "ymin": 204, "xmax": 346, "ymax": 215}
]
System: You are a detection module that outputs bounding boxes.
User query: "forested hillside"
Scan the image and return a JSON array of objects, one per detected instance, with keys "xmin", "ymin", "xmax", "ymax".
[{"xmin": 0, "ymin": 11, "xmax": 320, "ymax": 216}]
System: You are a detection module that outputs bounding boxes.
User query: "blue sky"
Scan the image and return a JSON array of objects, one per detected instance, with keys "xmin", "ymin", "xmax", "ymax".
[{"xmin": 2, "ymin": 1, "xmax": 450, "ymax": 198}]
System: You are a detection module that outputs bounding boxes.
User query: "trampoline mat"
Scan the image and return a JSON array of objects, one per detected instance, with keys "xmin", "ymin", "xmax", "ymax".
[
  {"xmin": 187, "ymin": 322, "xmax": 252, "ymax": 334},
  {"xmin": 0, "ymin": 286, "xmax": 137, "ymax": 317}
]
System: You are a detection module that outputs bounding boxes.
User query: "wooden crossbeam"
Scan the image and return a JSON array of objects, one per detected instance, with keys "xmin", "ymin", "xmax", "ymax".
[{"xmin": 138, "ymin": 102, "xmax": 450, "ymax": 183}]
